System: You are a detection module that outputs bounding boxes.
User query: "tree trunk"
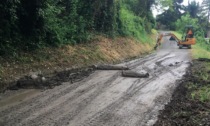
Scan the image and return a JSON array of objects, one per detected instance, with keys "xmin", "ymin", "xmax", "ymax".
[
  {"xmin": 94, "ymin": 65, "xmax": 129, "ymax": 70},
  {"xmin": 122, "ymin": 70, "xmax": 149, "ymax": 78}
]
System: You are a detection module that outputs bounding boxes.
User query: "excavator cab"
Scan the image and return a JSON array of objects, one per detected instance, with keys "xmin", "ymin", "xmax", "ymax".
[
  {"xmin": 178, "ymin": 25, "xmax": 196, "ymax": 49},
  {"xmin": 183, "ymin": 25, "xmax": 194, "ymax": 40}
]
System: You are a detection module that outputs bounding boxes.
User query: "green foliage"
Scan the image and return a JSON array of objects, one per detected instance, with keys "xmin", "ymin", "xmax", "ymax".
[
  {"xmin": 201, "ymin": 0, "xmax": 210, "ymax": 20},
  {"xmin": 0, "ymin": 0, "xmax": 46, "ymax": 55},
  {"xmin": 188, "ymin": 61, "xmax": 210, "ymax": 103},
  {"xmin": 186, "ymin": 1, "xmax": 199, "ymax": 18},
  {"xmin": 0, "ymin": 0, "xmax": 20, "ymax": 55},
  {"xmin": 194, "ymin": 88, "xmax": 210, "ymax": 102},
  {"xmin": 156, "ymin": 0, "xmax": 185, "ymax": 30},
  {"xmin": 117, "ymin": 0, "xmax": 156, "ymax": 41},
  {"xmin": 175, "ymin": 14, "xmax": 205, "ymax": 43},
  {"xmin": 0, "ymin": 0, "xmax": 157, "ymax": 56},
  {"xmin": 44, "ymin": 0, "xmax": 119, "ymax": 44},
  {"xmin": 118, "ymin": 7, "xmax": 145, "ymax": 40},
  {"xmin": 156, "ymin": 0, "xmax": 173, "ymax": 8},
  {"xmin": 175, "ymin": 14, "xmax": 199, "ymax": 33}
]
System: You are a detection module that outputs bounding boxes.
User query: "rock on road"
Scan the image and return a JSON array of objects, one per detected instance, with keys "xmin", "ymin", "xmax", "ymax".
[{"xmin": 0, "ymin": 34, "xmax": 191, "ymax": 126}]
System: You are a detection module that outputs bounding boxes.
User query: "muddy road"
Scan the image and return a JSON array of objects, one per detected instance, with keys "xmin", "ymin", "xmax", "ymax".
[{"xmin": 0, "ymin": 34, "xmax": 191, "ymax": 126}]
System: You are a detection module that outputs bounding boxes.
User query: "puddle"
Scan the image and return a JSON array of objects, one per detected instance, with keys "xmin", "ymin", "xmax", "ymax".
[{"xmin": 0, "ymin": 89, "xmax": 41, "ymax": 108}]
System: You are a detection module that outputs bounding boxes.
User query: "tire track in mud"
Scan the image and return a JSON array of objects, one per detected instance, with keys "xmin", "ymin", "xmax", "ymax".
[
  {"xmin": 136, "ymin": 81, "xmax": 177, "ymax": 126},
  {"xmin": 0, "ymin": 83, "xmax": 77, "ymax": 118},
  {"xmin": 128, "ymin": 53, "xmax": 171, "ymax": 70},
  {"xmin": 18, "ymin": 54, "xmax": 173, "ymax": 125},
  {"xmin": 82, "ymin": 78, "xmax": 157, "ymax": 126},
  {"xmin": 0, "ymin": 73, "xmax": 93, "ymax": 113},
  {"xmin": 0, "ymin": 71, "xmax": 117, "ymax": 125},
  {"xmin": 71, "ymin": 53, "xmax": 178, "ymax": 126},
  {"xmin": 80, "ymin": 57, "xmax": 185, "ymax": 126},
  {"xmin": 126, "ymin": 54, "xmax": 157, "ymax": 69},
  {"xmin": 15, "ymin": 84, "xmax": 97, "ymax": 126},
  {"xmin": 52, "ymin": 72, "xmax": 124, "ymax": 125},
  {"xmin": 155, "ymin": 58, "xmax": 183, "ymax": 78},
  {"xmin": 135, "ymin": 63, "xmax": 189, "ymax": 125},
  {"xmin": 0, "ymin": 50, "xmax": 189, "ymax": 126},
  {"xmin": 0, "ymin": 70, "xmax": 103, "ymax": 111},
  {"xmin": 33, "ymin": 53, "xmax": 182, "ymax": 126},
  {"xmin": 16, "ymin": 72, "xmax": 121, "ymax": 126}
]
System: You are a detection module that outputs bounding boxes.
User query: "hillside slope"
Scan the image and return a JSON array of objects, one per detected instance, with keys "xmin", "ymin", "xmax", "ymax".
[{"xmin": 0, "ymin": 34, "xmax": 156, "ymax": 91}]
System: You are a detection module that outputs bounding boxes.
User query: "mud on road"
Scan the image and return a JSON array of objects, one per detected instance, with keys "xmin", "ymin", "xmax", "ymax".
[
  {"xmin": 0, "ymin": 35, "xmax": 192, "ymax": 126},
  {"xmin": 155, "ymin": 59, "xmax": 210, "ymax": 126},
  {"xmin": 8, "ymin": 67, "xmax": 95, "ymax": 90}
]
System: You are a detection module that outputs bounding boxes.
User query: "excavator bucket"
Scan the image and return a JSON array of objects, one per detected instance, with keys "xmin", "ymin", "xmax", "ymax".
[
  {"xmin": 154, "ymin": 44, "xmax": 158, "ymax": 50},
  {"xmin": 169, "ymin": 36, "xmax": 175, "ymax": 41}
]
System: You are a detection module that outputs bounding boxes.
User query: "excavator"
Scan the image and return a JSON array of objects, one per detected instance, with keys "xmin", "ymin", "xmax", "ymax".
[{"xmin": 154, "ymin": 25, "xmax": 196, "ymax": 49}]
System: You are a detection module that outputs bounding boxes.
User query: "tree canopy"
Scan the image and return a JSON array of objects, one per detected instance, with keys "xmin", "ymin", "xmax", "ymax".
[{"xmin": 0, "ymin": 0, "xmax": 159, "ymax": 56}]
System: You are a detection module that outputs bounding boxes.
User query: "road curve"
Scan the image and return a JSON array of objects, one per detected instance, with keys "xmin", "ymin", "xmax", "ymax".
[{"xmin": 0, "ymin": 34, "xmax": 191, "ymax": 126}]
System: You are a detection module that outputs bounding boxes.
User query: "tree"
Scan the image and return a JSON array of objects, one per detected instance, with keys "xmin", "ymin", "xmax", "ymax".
[
  {"xmin": 156, "ymin": 0, "xmax": 184, "ymax": 30},
  {"xmin": 201, "ymin": 0, "xmax": 210, "ymax": 28},
  {"xmin": 186, "ymin": 0, "xmax": 200, "ymax": 18},
  {"xmin": 155, "ymin": 0, "xmax": 173, "ymax": 8},
  {"xmin": 175, "ymin": 13, "xmax": 205, "ymax": 42}
]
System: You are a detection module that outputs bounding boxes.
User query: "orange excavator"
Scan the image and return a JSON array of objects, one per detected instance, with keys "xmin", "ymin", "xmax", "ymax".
[{"xmin": 154, "ymin": 25, "xmax": 196, "ymax": 49}]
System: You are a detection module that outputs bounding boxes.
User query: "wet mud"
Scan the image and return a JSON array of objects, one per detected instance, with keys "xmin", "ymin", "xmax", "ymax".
[
  {"xmin": 154, "ymin": 59, "xmax": 210, "ymax": 126},
  {"xmin": 0, "ymin": 33, "xmax": 192, "ymax": 126},
  {"xmin": 7, "ymin": 67, "xmax": 95, "ymax": 91}
]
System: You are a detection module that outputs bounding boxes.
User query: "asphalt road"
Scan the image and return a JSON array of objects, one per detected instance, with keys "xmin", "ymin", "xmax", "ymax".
[{"xmin": 0, "ymin": 34, "xmax": 191, "ymax": 126}]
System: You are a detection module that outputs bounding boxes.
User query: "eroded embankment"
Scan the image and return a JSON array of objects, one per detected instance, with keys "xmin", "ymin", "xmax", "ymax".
[
  {"xmin": 0, "ymin": 35, "xmax": 156, "ymax": 92},
  {"xmin": 154, "ymin": 59, "xmax": 210, "ymax": 126}
]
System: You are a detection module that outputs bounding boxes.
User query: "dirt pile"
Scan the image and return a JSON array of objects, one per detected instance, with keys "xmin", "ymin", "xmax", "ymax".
[
  {"xmin": 8, "ymin": 67, "xmax": 95, "ymax": 91},
  {"xmin": 154, "ymin": 59, "xmax": 210, "ymax": 126}
]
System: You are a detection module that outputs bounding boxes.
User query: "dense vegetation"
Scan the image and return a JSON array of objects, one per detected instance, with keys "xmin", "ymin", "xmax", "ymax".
[
  {"xmin": 1, "ymin": 0, "xmax": 209, "ymax": 56},
  {"xmin": 0, "ymin": 0, "xmax": 158, "ymax": 56},
  {"xmin": 157, "ymin": 0, "xmax": 210, "ymax": 34}
]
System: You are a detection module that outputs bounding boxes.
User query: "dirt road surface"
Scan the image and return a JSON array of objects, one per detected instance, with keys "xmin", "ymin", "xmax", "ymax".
[{"xmin": 0, "ymin": 34, "xmax": 192, "ymax": 126}]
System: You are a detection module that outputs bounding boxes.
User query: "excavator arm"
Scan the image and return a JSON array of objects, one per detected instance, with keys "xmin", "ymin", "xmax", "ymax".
[
  {"xmin": 154, "ymin": 32, "xmax": 195, "ymax": 50},
  {"xmin": 154, "ymin": 33, "xmax": 180, "ymax": 50}
]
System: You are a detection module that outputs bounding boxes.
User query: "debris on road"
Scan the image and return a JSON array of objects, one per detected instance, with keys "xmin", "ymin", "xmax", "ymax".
[
  {"xmin": 94, "ymin": 64, "xmax": 129, "ymax": 70},
  {"xmin": 8, "ymin": 67, "xmax": 95, "ymax": 90},
  {"xmin": 122, "ymin": 70, "xmax": 149, "ymax": 78}
]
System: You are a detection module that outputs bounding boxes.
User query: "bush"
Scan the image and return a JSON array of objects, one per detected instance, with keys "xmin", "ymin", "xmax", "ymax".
[{"xmin": 0, "ymin": 0, "xmax": 155, "ymax": 56}]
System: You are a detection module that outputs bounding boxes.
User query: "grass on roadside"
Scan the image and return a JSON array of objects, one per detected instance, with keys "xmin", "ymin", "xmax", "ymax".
[
  {"xmin": 187, "ymin": 31, "xmax": 210, "ymax": 102},
  {"xmin": 189, "ymin": 61, "xmax": 210, "ymax": 102},
  {"xmin": 192, "ymin": 44, "xmax": 210, "ymax": 59}
]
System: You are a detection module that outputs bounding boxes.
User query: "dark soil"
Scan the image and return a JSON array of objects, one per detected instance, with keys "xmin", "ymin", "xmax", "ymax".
[
  {"xmin": 154, "ymin": 59, "xmax": 210, "ymax": 126},
  {"xmin": 7, "ymin": 67, "xmax": 95, "ymax": 91}
]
